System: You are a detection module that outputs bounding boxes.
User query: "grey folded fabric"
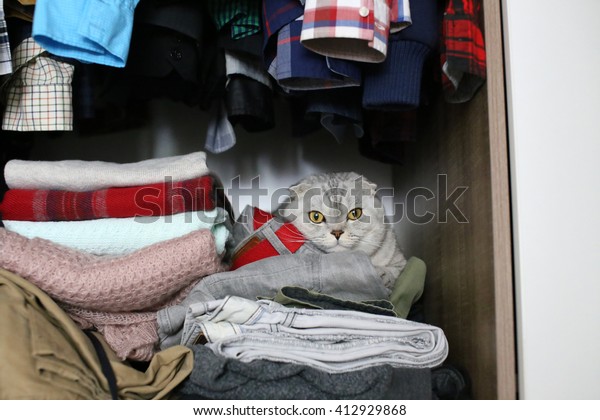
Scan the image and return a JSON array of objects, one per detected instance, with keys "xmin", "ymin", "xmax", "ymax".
[
  {"xmin": 157, "ymin": 251, "xmax": 389, "ymax": 349},
  {"xmin": 181, "ymin": 296, "xmax": 448, "ymax": 373}
]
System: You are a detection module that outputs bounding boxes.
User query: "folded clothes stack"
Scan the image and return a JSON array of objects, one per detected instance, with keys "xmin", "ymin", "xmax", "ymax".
[
  {"xmin": 0, "ymin": 152, "xmax": 457, "ymax": 399},
  {"xmin": 0, "ymin": 151, "xmax": 233, "ymax": 361},
  {"xmin": 0, "ymin": 151, "xmax": 233, "ymax": 255}
]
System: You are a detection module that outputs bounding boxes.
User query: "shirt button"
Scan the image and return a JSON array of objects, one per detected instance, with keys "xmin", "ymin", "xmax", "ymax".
[
  {"xmin": 359, "ymin": 6, "xmax": 369, "ymax": 17},
  {"xmin": 170, "ymin": 49, "xmax": 183, "ymax": 61}
]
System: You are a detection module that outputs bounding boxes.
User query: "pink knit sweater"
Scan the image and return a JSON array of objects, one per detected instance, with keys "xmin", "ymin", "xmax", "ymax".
[{"xmin": 0, "ymin": 228, "xmax": 225, "ymax": 360}]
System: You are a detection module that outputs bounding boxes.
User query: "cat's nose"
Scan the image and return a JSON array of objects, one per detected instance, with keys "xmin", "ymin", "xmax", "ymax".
[{"xmin": 331, "ymin": 230, "xmax": 344, "ymax": 240}]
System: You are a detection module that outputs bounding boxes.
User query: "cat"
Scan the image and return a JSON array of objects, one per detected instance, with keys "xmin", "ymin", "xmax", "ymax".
[{"xmin": 277, "ymin": 172, "xmax": 407, "ymax": 292}]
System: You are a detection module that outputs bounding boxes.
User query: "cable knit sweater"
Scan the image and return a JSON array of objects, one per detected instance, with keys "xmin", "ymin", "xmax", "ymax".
[{"xmin": 0, "ymin": 228, "xmax": 226, "ymax": 360}]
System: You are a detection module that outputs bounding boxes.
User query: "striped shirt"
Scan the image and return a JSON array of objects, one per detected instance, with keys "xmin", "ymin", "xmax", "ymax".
[{"xmin": 208, "ymin": 0, "xmax": 261, "ymax": 40}]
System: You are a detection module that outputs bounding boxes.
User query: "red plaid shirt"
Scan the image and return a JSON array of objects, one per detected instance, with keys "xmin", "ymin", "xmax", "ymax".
[
  {"xmin": 441, "ymin": 0, "xmax": 486, "ymax": 103},
  {"xmin": 300, "ymin": 0, "xmax": 412, "ymax": 63}
]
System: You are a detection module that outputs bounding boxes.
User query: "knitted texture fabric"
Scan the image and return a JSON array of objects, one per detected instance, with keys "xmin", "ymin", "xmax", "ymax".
[
  {"xmin": 362, "ymin": 40, "xmax": 431, "ymax": 109},
  {"xmin": 61, "ymin": 281, "xmax": 206, "ymax": 361},
  {"xmin": 0, "ymin": 175, "xmax": 218, "ymax": 221},
  {"xmin": 0, "ymin": 228, "xmax": 227, "ymax": 360},
  {"xmin": 4, "ymin": 151, "xmax": 209, "ymax": 191},
  {"xmin": 0, "ymin": 228, "xmax": 223, "ymax": 312},
  {"xmin": 362, "ymin": 0, "xmax": 440, "ymax": 109},
  {"xmin": 2, "ymin": 209, "xmax": 231, "ymax": 256},
  {"xmin": 66, "ymin": 307, "xmax": 161, "ymax": 362}
]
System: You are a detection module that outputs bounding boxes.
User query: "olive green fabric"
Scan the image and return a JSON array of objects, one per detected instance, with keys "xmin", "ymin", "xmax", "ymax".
[
  {"xmin": 269, "ymin": 286, "xmax": 397, "ymax": 317},
  {"xmin": 390, "ymin": 257, "xmax": 426, "ymax": 318},
  {"xmin": 0, "ymin": 268, "xmax": 193, "ymax": 400}
]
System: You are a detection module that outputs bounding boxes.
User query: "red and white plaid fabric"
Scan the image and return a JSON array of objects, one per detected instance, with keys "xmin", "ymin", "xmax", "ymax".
[
  {"xmin": 390, "ymin": 0, "xmax": 412, "ymax": 33},
  {"xmin": 2, "ymin": 38, "xmax": 74, "ymax": 131},
  {"xmin": 301, "ymin": 0, "xmax": 395, "ymax": 63},
  {"xmin": 441, "ymin": 0, "xmax": 486, "ymax": 103},
  {"xmin": 0, "ymin": 175, "xmax": 219, "ymax": 221}
]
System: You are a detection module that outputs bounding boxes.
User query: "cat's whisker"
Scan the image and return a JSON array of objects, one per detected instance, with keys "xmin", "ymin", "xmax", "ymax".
[{"xmin": 350, "ymin": 238, "xmax": 385, "ymax": 245}]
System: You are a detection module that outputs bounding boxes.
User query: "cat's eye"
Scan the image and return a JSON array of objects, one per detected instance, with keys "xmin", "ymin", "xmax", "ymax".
[
  {"xmin": 347, "ymin": 208, "xmax": 363, "ymax": 220},
  {"xmin": 308, "ymin": 211, "xmax": 325, "ymax": 224}
]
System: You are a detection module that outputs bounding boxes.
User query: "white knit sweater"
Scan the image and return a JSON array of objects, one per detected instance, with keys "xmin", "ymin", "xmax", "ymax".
[{"xmin": 4, "ymin": 151, "xmax": 209, "ymax": 191}]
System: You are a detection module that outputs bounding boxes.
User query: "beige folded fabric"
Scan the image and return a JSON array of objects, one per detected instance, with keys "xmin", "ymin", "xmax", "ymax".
[{"xmin": 0, "ymin": 268, "xmax": 193, "ymax": 400}]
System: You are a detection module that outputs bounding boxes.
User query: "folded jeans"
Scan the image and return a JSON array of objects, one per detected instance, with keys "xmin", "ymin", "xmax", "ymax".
[
  {"xmin": 181, "ymin": 295, "xmax": 448, "ymax": 373},
  {"xmin": 157, "ymin": 251, "xmax": 390, "ymax": 349}
]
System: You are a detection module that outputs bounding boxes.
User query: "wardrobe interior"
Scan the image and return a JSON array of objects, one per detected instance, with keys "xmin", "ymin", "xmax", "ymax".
[{"xmin": 0, "ymin": 0, "xmax": 515, "ymax": 399}]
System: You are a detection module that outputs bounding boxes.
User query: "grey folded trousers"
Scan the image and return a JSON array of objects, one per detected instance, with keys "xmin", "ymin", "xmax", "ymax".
[
  {"xmin": 157, "ymin": 251, "xmax": 389, "ymax": 349},
  {"xmin": 181, "ymin": 295, "xmax": 449, "ymax": 373}
]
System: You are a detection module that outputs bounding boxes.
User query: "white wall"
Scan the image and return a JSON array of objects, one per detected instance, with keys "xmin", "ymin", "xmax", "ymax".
[{"xmin": 503, "ymin": 0, "xmax": 600, "ymax": 399}]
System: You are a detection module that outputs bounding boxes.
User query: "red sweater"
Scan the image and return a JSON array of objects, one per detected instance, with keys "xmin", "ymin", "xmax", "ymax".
[{"xmin": 0, "ymin": 175, "xmax": 218, "ymax": 221}]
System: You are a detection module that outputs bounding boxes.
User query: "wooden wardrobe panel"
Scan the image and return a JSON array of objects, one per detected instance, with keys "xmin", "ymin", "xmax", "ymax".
[
  {"xmin": 483, "ymin": 0, "xmax": 516, "ymax": 400},
  {"xmin": 392, "ymin": 0, "xmax": 515, "ymax": 399}
]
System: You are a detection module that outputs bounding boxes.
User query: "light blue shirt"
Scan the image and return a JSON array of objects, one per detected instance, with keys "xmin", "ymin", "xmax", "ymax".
[{"xmin": 32, "ymin": 0, "xmax": 141, "ymax": 67}]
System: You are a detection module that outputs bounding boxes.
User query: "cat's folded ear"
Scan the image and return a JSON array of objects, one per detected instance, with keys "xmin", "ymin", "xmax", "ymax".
[
  {"xmin": 288, "ymin": 182, "xmax": 312, "ymax": 198},
  {"xmin": 354, "ymin": 174, "xmax": 378, "ymax": 194}
]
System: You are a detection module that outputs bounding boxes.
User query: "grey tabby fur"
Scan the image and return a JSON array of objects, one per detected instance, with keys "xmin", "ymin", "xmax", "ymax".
[{"xmin": 277, "ymin": 172, "xmax": 407, "ymax": 292}]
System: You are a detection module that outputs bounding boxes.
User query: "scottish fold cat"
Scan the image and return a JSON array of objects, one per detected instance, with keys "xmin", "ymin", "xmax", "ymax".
[{"xmin": 277, "ymin": 172, "xmax": 407, "ymax": 291}]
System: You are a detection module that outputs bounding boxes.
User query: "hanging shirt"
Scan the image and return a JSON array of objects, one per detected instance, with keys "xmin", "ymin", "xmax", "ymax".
[
  {"xmin": 207, "ymin": 0, "xmax": 262, "ymax": 40},
  {"xmin": 441, "ymin": 0, "xmax": 486, "ymax": 103},
  {"xmin": 32, "ymin": 0, "xmax": 141, "ymax": 67},
  {"xmin": 269, "ymin": 19, "xmax": 362, "ymax": 91},
  {"xmin": 300, "ymin": 0, "xmax": 412, "ymax": 63},
  {"xmin": 125, "ymin": 0, "xmax": 225, "ymax": 110},
  {"xmin": 2, "ymin": 38, "xmax": 74, "ymax": 131},
  {"xmin": 0, "ymin": 2, "xmax": 12, "ymax": 75}
]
